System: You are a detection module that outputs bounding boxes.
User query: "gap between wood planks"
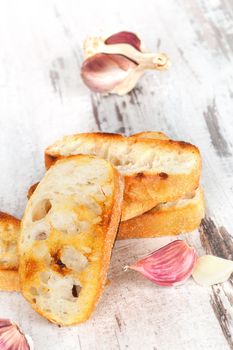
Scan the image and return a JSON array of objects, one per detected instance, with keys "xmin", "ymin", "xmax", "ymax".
[{"xmin": 200, "ymin": 217, "xmax": 233, "ymax": 349}]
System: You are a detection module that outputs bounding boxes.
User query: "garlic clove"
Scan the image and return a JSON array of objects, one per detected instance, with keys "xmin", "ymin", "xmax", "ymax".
[
  {"xmin": 125, "ymin": 240, "xmax": 196, "ymax": 286},
  {"xmin": 0, "ymin": 319, "xmax": 33, "ymax": 350},
  {"xmin": 81, "ymin": 53, "xmax": 137, "ymax": 93},
  {"xmin": 0, "ymin": 319, "xmax": 12, "ymax": 328},
  {"xmin": 105, "ymin": 31, "xmax": 142, "ymax": 51},
  {"xmin": 83, "ymin": 33, "xmax": 169, "ymax": 69},
  {"xmin": 82, "ymin": 31, "xmax": 170, "ymax": 94},
  {"xmin": 192, "ymin": 255, "xmax": 233, "ymax": 286}
]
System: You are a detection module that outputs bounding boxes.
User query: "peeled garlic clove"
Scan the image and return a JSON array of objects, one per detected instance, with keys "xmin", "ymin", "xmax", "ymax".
[
  {"xmin": 105, "ymin": 31, "xmax": 142, "ymax": 51},
  {"xmin": 0, "ymin": 319, "xmax": 33, "ymax": 350},
  {"xmin": 126, "ymin": 240, "xmax": 196, "ymax": 286},
  {"xmin": 81, "ymin": 53, "xmax": 137, "ymax": 93},
  {"xmin": 192, "ymin": 255, "xmax": 233, "ymax": 286}
]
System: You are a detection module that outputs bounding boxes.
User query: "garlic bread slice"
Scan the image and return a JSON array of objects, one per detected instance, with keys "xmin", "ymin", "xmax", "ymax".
[
  {"xmin": 19, "ymin": 155, "xmax": 124, "ymax": 326},
  {"xmin": 45, "ymin": 132, "xmax": 201, "ymax": 221}
]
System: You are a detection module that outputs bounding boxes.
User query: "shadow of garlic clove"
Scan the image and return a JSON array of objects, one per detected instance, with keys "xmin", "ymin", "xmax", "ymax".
[
  {"xmin": 125, "ymin": 240, "xmax": 197, "ymax": 286},
  {"xmin": 81, "ymin": 30, "xmax": 170, "ymax": 95},
  {"xmin": 0, "ymin": 319, "xmax": 33, "ymax": 350}
]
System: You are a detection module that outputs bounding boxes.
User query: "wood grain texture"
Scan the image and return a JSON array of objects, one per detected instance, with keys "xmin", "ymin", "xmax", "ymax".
[{"xmin": 0, "ymin": 0, "xmax": 233, "ymax": 349}]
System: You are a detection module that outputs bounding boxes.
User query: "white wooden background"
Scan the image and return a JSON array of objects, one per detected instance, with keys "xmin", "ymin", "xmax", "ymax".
[{"xmin": 0, "ymin": 0, "xmax": 233, "ymax": 349}]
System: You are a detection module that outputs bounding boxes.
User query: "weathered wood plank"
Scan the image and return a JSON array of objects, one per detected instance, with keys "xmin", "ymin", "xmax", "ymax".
[{"xmin": 0, "ymin": 0, "xmax": 233, "ymax": 349}]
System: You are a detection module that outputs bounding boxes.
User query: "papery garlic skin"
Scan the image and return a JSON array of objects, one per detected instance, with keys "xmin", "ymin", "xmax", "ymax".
[
  {"xmin": 126, "ymin": 240, "xmax": 196, "ymax": 286},
  {"xmin": 83, "ymin": 36, "xmax": 105, "ymax": 59},
  {"xmin": 192, "ymin": 255, "xmax": 233, "ymax": 286},
  {"xmin": 84, "ymin": 37, "xmax": 169, "ymax": 70},
  {"xmin": 25, "ymin": 335, "xmax": 34, "ymax": 350},
  {"xmin": 0, "ymin": 319, "xmax": 33, "ymax": 350}
]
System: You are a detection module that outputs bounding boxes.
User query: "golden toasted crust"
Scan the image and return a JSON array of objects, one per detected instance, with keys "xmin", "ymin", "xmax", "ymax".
[
  {"xmin": 45, "ymin": 132, "xmax": 202, "ymax": 221},
  {"xmin": 118, "ymin": 188, "xmax": 205, "ymax": 239},
  {"xmin": 19, "ymin": 155, "xmax": 124, "ymax": 326},
  {"xmin": 0, "ymin": 270, "xmax": 20, "ymax": 291},
  {"xmin": 27, "ymin": 183, "xmax": 38, "ymax": 199},
  {"xmin": 0, "ymin": 211, "xmax": 20, "ymax": 227},
  {"xmin": 122, "ymin": 169, "xmax": 200, "ymax": 221},
  {"xmin": 0, "ymin": 212, "xmax": 20, "ymax": 270},
  {"xmin": 130, "ymin": 131, "xmax": 170, "ymax": 140},
  {"xmin": 27, "ymin": 182, "xmax": 39, "ymax": 199}
]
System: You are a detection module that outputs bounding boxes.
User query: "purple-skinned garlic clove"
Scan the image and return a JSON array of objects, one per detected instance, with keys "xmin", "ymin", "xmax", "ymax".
[
  {"xmin": 0, "ymin": 319, "xmax": 33, "ymax": 350},
  {"xmin": 81, "ymin": 30, "xmax": 170, "ymax": 95},
  {"xmin": 105, "ymin": 31, "xmax": 142, "ymax": 51},
  {"xmin": 81, "ymin": 53, "xmax": 137, "ymax": 93},
  {"xmin": 125, "ymin": 240, "xmax": 197, "ymax": 286}
]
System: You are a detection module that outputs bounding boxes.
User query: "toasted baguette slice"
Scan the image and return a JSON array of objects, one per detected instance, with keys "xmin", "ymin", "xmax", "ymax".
[
  {"xmin": 45, "ymin": 133, "xmax": 201, "ymax": 221},
  {"xmin": 19, "ymin": 155, "xmax": 124, "ymax": 326},
  {"xmin": 118, "ymin": 187, "xmax": 205, "ymax": 239},
  {"xmin": 0, "ymin": 212, "xmax": 20, "ymax": 270}
]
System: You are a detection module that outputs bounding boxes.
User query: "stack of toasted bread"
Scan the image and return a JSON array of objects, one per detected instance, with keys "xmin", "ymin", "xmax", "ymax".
[{"xmin": 0, "ymin": 131, "xmax": 204, "ymax": 326}]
